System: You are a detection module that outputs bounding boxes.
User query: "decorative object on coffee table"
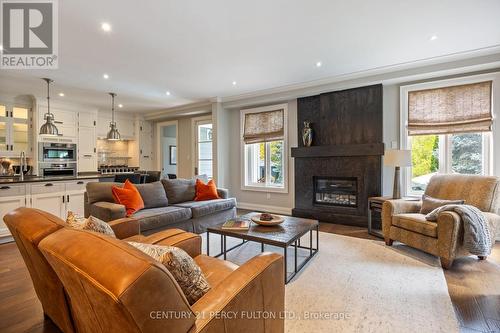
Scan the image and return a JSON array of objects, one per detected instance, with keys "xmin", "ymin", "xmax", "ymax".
[
  {"xmin": 207, "ymin": 213, "xmax": 319, "ymax": 284},
  {"xmin": 384, "ymin": 149, "xmax": 412, "ymax": 199},
  {"xmin": 302, "ymin": 121, "xmax": 313, "ymax": 147},
  {"xmin": 251, "ymin": 213, "xmax": 284, "ymax": 226}
]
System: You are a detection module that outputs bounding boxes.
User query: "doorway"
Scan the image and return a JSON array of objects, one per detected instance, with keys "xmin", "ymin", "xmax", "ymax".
[{"xmin": 156, "ymin": 121, "xmax": 178, "ymax": 179}]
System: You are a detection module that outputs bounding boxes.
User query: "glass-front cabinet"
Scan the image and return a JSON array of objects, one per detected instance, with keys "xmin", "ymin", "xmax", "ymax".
[{"xmin": 0, "ymin": 104, "xmax": 32, "ymax": 156}]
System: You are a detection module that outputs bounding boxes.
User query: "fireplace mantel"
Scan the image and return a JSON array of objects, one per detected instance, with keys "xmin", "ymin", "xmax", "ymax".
[{"xmin": 291, "ymin": 143, "xmax": 384, "ymax": 158}]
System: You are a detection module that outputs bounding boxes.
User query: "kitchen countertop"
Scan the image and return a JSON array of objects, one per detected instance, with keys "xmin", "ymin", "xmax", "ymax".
[{"xmin": 0, "ymin": 173, "xmax": 115, "ymax": 184}]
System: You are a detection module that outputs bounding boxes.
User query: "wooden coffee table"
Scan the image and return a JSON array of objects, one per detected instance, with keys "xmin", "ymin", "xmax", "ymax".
[{"xmin": 207, "ymin": 213, "xmax": 319, "ymax": 284}]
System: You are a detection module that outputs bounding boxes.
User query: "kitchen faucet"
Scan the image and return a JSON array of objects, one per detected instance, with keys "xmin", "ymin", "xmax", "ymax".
[{"xmin": 20, "ymin": 151, "xmax": 27, "ymax": 181}]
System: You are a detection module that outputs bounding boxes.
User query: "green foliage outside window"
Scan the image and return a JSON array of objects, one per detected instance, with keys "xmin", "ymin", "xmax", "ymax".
[
  {"xmin": 411, "ymin": 135, "xmax": 439, "ymax": 178},
  {"xmin": 451, "ymin": 133, "xmax": 482, "ymax": 174}
]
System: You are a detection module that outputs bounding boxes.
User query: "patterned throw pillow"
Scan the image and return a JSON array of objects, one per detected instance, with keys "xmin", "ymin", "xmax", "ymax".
[
  {"xmin": 66, "ymin": 211, "xmax": 116, "ymax": 238},
  {"xmin": 128, "ymin": 241, "xmax": 210, "ymax": 304}
]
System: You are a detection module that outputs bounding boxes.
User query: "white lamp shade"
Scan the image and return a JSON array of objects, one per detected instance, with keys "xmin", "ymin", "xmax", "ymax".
[{"xmin": 384, "ymin": 149, "xmax": 412, "ymax": 167}]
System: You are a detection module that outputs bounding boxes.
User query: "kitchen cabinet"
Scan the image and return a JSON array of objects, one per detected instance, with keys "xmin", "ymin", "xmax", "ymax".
[
  {"xmin": 0, "ymin": 179, "xmax": 98, "ymax": 240},
  {"xmin": 78, "ymin": 112, "xmax": 97, "ymax": 172},
  {"xmin": 78, "ymin": 112, "xmax": 96, "ymax": 128},
  {"xmin": 97, "ymin": 113, "xmax": 135, "ymax": 139},
  {"xmin": 38, "ymin": 107, "xmax": 78, "ymax": 142},
  {"xmin": 0, "ymin": 105, "xmax": 32, "ymax": 156},
  {"xmin": 30, "ymin": 191, "xmax": 66, "ymax": 218},
  {"xmin": 65, "ymin": 180, "xmax": 89, "ymax": 216},
  {"xmin": 139, "ymin": 120, "xmax": 154, "ymax": 170},
  {"xmin": 116, "ymin": 117, "xmax": 135, "ymax": 140},
  {"xmin": 30, "ymin": 182, "xmax": 66, "ymax": 218},
  {"xmin": 0, "ymin": 196, "xmax": 26, "ymax": 239},
  {"xmin": 0, "ymin": 184, "xmax": 27, "ymax": 239}
]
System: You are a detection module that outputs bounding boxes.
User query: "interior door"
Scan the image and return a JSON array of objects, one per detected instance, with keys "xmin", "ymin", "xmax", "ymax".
[{"xmin": 194, "ymin": 120, "xmax": 213, "ymax": 178}]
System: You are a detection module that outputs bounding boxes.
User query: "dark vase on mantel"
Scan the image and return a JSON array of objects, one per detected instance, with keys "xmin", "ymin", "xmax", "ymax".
[{"xmin": 302, "ymin": 121, "xmax": 313, "ymax": 147}]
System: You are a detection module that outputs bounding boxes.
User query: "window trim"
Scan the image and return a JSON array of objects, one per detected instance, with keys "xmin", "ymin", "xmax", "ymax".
[
  {"xmin": 400, "ymin": 73, "xmax": 496, "ymax": 197},
  {"xmin": 240, "ymin": 103, "xmax": 288, "ymax": 193}
]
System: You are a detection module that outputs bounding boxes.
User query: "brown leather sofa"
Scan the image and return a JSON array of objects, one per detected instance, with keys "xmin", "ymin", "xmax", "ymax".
[
  {"xmin": 382, "ymin": 174, "xmax": 500, "ymax": 269},
  {"xmin": 6, "ymin": 207, "xmax": 285, "ymax": 332},
  {"xmin": 3, "ymin": 207, "xmax": 203, "ymax": 333}
]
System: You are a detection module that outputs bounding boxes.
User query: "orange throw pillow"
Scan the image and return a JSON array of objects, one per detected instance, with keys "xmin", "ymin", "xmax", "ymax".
[
  {"xmin": 194, "ymin": 179, "xmax": 220, "ymax": 201},
  {"xmin": 112, "ymin": 179, "xmax": 145, "ymax": 216}
]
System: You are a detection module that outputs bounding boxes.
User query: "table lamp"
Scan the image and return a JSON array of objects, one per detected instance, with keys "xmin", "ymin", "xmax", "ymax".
[{"xmin": 384, "ymin": 149, "xmax": 412, "ymax": 199}]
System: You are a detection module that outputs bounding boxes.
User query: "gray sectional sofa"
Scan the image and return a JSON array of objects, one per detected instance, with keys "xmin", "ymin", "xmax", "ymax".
[{"xmin": 84, "ymin": 177, "xmax": 236, "ymax": 234}]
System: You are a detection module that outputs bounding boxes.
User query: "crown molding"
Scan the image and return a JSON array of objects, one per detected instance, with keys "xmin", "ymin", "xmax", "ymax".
[{"xmin": 144, "ymin": 100, "xmax": 214, "ymax": 120}]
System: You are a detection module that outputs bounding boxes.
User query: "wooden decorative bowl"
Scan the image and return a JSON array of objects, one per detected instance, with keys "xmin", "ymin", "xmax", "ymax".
[{"xmin": 251, "ymin": 214, "xmax": 285, "ymax": 226}]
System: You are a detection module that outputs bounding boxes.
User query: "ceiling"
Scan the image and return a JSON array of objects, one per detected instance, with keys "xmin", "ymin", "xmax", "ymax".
[{"xmin": 1, "ymin": 0, "xmax": 499, "ymax": 113}]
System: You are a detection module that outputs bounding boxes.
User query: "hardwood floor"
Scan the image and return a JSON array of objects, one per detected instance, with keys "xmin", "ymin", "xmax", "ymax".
[{"xmin": 1, "ymin": 222, "xmax": 499, "ymax": 333}]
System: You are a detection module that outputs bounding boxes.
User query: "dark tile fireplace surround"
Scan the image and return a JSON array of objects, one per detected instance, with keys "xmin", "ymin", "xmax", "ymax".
[{"xmin": 291, "ymin": 84, "xmax": 384, "ymax": 227}]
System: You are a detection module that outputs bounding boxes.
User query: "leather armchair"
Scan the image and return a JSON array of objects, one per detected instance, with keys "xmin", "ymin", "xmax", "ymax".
[
  {"xmin": 39, "ymin": 228, "xmax": 285, "ymax": 333},
  {"xmin": 3, "ymin": 208, "xmax": 204, "ymax": 333},
  {"xmin": 382, "ymin": 174, "xmax": 500, "ymax": 269}
]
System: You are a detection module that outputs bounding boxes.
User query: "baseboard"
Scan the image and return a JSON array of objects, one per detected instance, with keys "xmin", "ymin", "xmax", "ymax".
[{"xmin": 237, "ymin": 202, "xmax": 292, "ymax": 215}]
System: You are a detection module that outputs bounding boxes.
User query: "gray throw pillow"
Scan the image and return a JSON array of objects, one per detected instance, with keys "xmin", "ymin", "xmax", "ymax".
[
  {"xmin": 135, "ymin": 181, "xmax": 168, "ymax": 208},
  {"xmin": 420, "ymin": 194, "xmax": 464, "ymax": 215},
  {"xmin": 86, "ymin": 182, "xmax": 122, "ymax": 204},
  {"xmin": 128, "ymin": 241, "xmax": 210, "ymax": 304},
  {"xmin": 161, "ymin": 175, "xmax": 208, "ymax": 204}
]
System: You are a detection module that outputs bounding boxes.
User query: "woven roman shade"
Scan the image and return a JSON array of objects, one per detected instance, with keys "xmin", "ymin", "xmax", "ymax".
[
  {"xmin": 243, "ymin": 109, "xmax": 284, "ymax": 144},
  {"xmin": 407, "ymin": 81, "xmax": 493, "ymax": 136}
]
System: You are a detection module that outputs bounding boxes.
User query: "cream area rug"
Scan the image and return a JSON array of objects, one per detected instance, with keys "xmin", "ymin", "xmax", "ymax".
[{"xmin": 202, "ymin": 231, "xmax": 459, "ymax": 333}]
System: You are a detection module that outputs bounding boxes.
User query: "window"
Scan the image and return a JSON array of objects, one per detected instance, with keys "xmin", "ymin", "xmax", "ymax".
[
  {"xmin": 408, "ymin": 133, "xmax": 490, "ymax": 194},
  {"xmin": 241, "ymin": 104, "xmax": 288, "ymax": 192},
  {"xmin": 402, "ymin": 77, "xmax": 493, "ymax": 196}
]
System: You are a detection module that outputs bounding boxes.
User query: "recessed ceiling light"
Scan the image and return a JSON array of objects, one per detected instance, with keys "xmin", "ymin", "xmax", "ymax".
[
  {"xmin": 430, "ymin": 35, "xmax": 438, "ymax": 41},
  {"xmin": 0, "ymin": 45, "xmax": 3, "ymax": 51},
  {"xmin": 316, "ymin": 61, "xmax": 322, "ymax": 67},
  {"xmin": 103, "ymin": 73, "xmax": 109, "ymax": 79},
  {"xmin": 58, "ymin": 92, "xmax": 64, "ymax": 97},
  {"xmin": 165, "ymin": 91, "xmax": 171, "ymax": 96},
  {"xmin": 232, "ymin": 81, "xmax": 237, "ymax": 86},
  {"xmin": 101, "ymin": 22, "xmax": 111, "ymax": 32},
  {"xmin": 118, "ymin": 104, "xmax": 123, "ymax": 108}
]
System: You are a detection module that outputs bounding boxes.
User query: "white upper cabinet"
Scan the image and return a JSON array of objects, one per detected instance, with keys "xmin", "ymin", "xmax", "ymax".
[
  {"xmin": 116, "ymin": 117, "xmax": 135, "ymax": 140},
  {"xmin": 0, "ymin": 104, "xmax": 32, "ymax": 156},
  {"xmin": 97, "ymin": 112, "xmax": 134, "ymax": 139},
  {"xmin": 38, "ymin": 106, "xmax": 78, "ymax": 142},
  {"xmin": 97, "ymin": 115, "xmax": 111, "ymax": 138},
  {"xmin": 78, "ymin": 111, "xmax": 96, "ymax": 128},
  {"xmin": 77, "ymin": 111, "xmax": 97, "ymax": 172},
  {"xmin": 138, "ymin": 120, "xmax": 154, "ymax": 170}
]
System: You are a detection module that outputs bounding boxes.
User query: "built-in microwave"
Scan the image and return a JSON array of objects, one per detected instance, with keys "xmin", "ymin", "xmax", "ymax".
[{"xmin": 39, "ymin": 143, "xmax": 77, "ymax": 162}]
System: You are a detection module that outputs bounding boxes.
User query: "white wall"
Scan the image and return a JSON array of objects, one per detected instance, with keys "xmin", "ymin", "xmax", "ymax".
[
  {"xmin": 220, "ymin": 68, "xmax": 500, "ymax": 214},
  {"xmin": 225, "ymin": 100, "xmax": 297, "ymax": 214}
]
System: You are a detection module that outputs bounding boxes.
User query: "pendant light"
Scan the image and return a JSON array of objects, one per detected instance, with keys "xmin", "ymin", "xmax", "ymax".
[
  {"xmin": 106, "ymin": 92, "xmax": 121, "ymax": 140},
  {"xmin": 39, "ymin": 78, "xmax": 59, "ymax": 136}
]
